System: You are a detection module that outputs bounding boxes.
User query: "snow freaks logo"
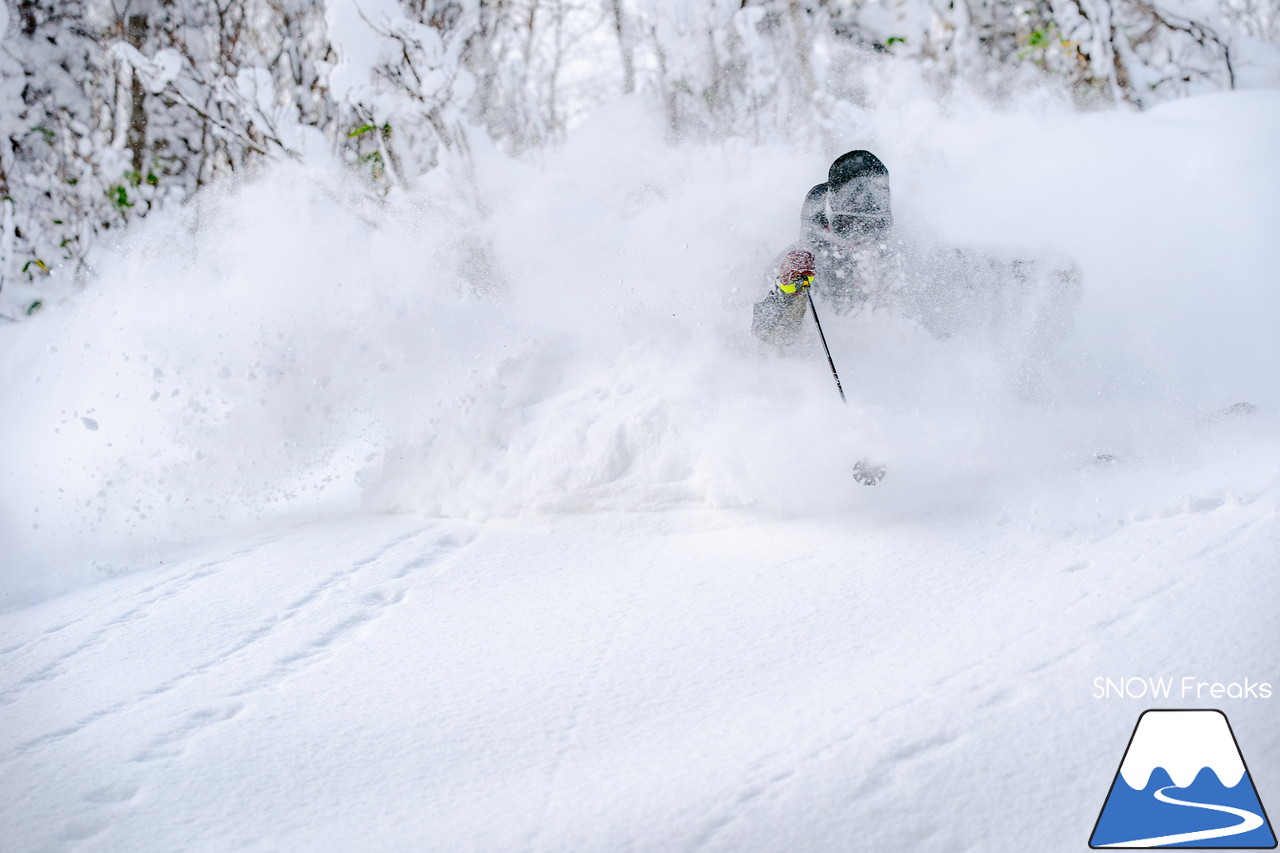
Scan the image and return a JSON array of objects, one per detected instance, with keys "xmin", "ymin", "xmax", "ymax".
[
  {"xmin": 1089, "ymin": 710, "xmax": 1277, "ymax": 848},
  {"xmin": 1092, "ymin": 676, "xmax": 1273, "ymax": 700}
]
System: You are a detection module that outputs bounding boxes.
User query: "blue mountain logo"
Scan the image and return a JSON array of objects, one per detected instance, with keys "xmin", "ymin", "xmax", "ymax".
[{"xmin": 1090, "ymin": 709, "xmax": 1276, "ymax": 848}]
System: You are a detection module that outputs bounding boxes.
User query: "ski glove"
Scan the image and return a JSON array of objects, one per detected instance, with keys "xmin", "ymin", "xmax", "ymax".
[{"xmin": 777, "ymin": 249, "xmax": 816, "ymax": 295}]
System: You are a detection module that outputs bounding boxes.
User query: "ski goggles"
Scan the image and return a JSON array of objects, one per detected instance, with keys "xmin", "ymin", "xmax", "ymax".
[
  {"xmin": 779, "ymin": 273, "xmax": 814, "ymax": 294},
  {"xmin": 829, "ymin": 214, "xmax": 879, "ymax": 237}
]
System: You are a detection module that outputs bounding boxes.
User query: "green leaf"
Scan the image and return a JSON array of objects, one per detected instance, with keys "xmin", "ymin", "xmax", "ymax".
[
  {"xmin": 26, "ymin": 300, "xmax": 43, "ymax": 316},
  {"xmin": 348, "ymin": 124, "xmax": 378, "ymax": 138},
  {"xmin": 886, "ymin": 36, "xmax": 906, "ymax": 46}
]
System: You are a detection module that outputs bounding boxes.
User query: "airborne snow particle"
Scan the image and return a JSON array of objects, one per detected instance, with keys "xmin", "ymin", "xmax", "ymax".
[{"xmin": 81, "ymin": 417, "xmax": 99, "ymax": 431}]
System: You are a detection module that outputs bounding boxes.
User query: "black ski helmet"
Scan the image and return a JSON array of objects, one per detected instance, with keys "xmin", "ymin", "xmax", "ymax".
[
  {"xmin": 825, "ymin": 150, "xmax": 892, "ymax": 235},
  {"xmin": 828, "ymin": 150, "xmax": 888, "ymax": 189}
]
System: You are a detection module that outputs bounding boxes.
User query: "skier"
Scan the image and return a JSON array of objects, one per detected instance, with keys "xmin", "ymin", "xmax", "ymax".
[
  {"xmin": 752, "ymin": 150, "xmax": 895, "ymax": 345},
  {"xmin": 750, "ymin": 151, "xmax": 1087, "ymax": 483},
  {"xmin": 748, "ymin": 150, "xmax": 896, "ymax": 485}
]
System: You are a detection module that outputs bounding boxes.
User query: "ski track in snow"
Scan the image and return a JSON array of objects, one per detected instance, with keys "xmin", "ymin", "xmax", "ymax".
[
  {"xmin": 0, "ymin": 518, "xmax": 478, "ymax": 849},
  {"xmin": 0, "ymin": 533, "xmax": 288, "ymax": 706},
  {"xmin": 524, "ymin": 552, "xmax": 649, "ymax": 853}
]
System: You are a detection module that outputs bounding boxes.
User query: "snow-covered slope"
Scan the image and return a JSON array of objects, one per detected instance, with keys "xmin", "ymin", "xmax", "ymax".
[
  {"xmin": 1, "ymin": 88, "xmax": 1278, "ymax": 851},
  {"xmin": 2, "ymin": 504, "xmax": 1276, "ymax": 851}
]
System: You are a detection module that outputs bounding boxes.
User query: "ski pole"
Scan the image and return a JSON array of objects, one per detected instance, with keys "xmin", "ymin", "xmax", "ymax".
[
  {"xmin": 807, "ymin": 289, "xmax": 846, "ymax": 404},
  {"xmin": 807, "ymin": 289, "xmax": 885, "ymax": 485}
]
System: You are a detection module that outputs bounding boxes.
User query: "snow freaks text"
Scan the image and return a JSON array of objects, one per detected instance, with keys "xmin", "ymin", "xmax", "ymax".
[{"xmin": 1092, "ymin": 677, "xmax": 1274, "ymax": 701}]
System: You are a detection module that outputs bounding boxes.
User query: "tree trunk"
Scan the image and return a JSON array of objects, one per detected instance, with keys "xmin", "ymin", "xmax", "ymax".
[
  {"xmin": 788, "ymin": 0, "xmax": 817, "ymax": 99},
  {"xmin": 610, "ymin": 0, "xmax": 635, "ymax": 94},
  {"xmin": 126, "ymin": 13, "xmax": 149, "ymax": 177},
  {"xmin": 17, "ymin": 0, "xmax": 38, "ymax": 38},
  {"xmin": 0, "ymin": 175, "xmax": 12, "ymax": 297}
]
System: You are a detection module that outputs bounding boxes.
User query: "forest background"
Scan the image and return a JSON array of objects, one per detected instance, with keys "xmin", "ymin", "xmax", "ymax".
[{"xmin": 2, "ymin": 0, "xmax": 1278, "ymax": 320}]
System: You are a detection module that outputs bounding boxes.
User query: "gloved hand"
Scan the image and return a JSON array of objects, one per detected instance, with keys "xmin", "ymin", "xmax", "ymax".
[
  {"xmin": 778, "ymin": 271, "xmax": 814, "ymax": 294},
  {"xmin": 777, "ymin": 249, "xmax": 815, "ymax": 295}
]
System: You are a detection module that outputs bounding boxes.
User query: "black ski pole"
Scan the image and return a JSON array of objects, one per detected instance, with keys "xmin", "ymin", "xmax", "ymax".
[
  {"xmin": 807, "ymin": 289, "xmax": 846, "ymax": 404},
  {"xmin": 808, "ymin": 288, "xmax": 885, "ymax": 485}
]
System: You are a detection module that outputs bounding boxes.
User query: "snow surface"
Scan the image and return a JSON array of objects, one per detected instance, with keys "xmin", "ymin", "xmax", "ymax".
[{"xmin": 1, "ymin": 86, "xmax": 1278, "ymax": 850}]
